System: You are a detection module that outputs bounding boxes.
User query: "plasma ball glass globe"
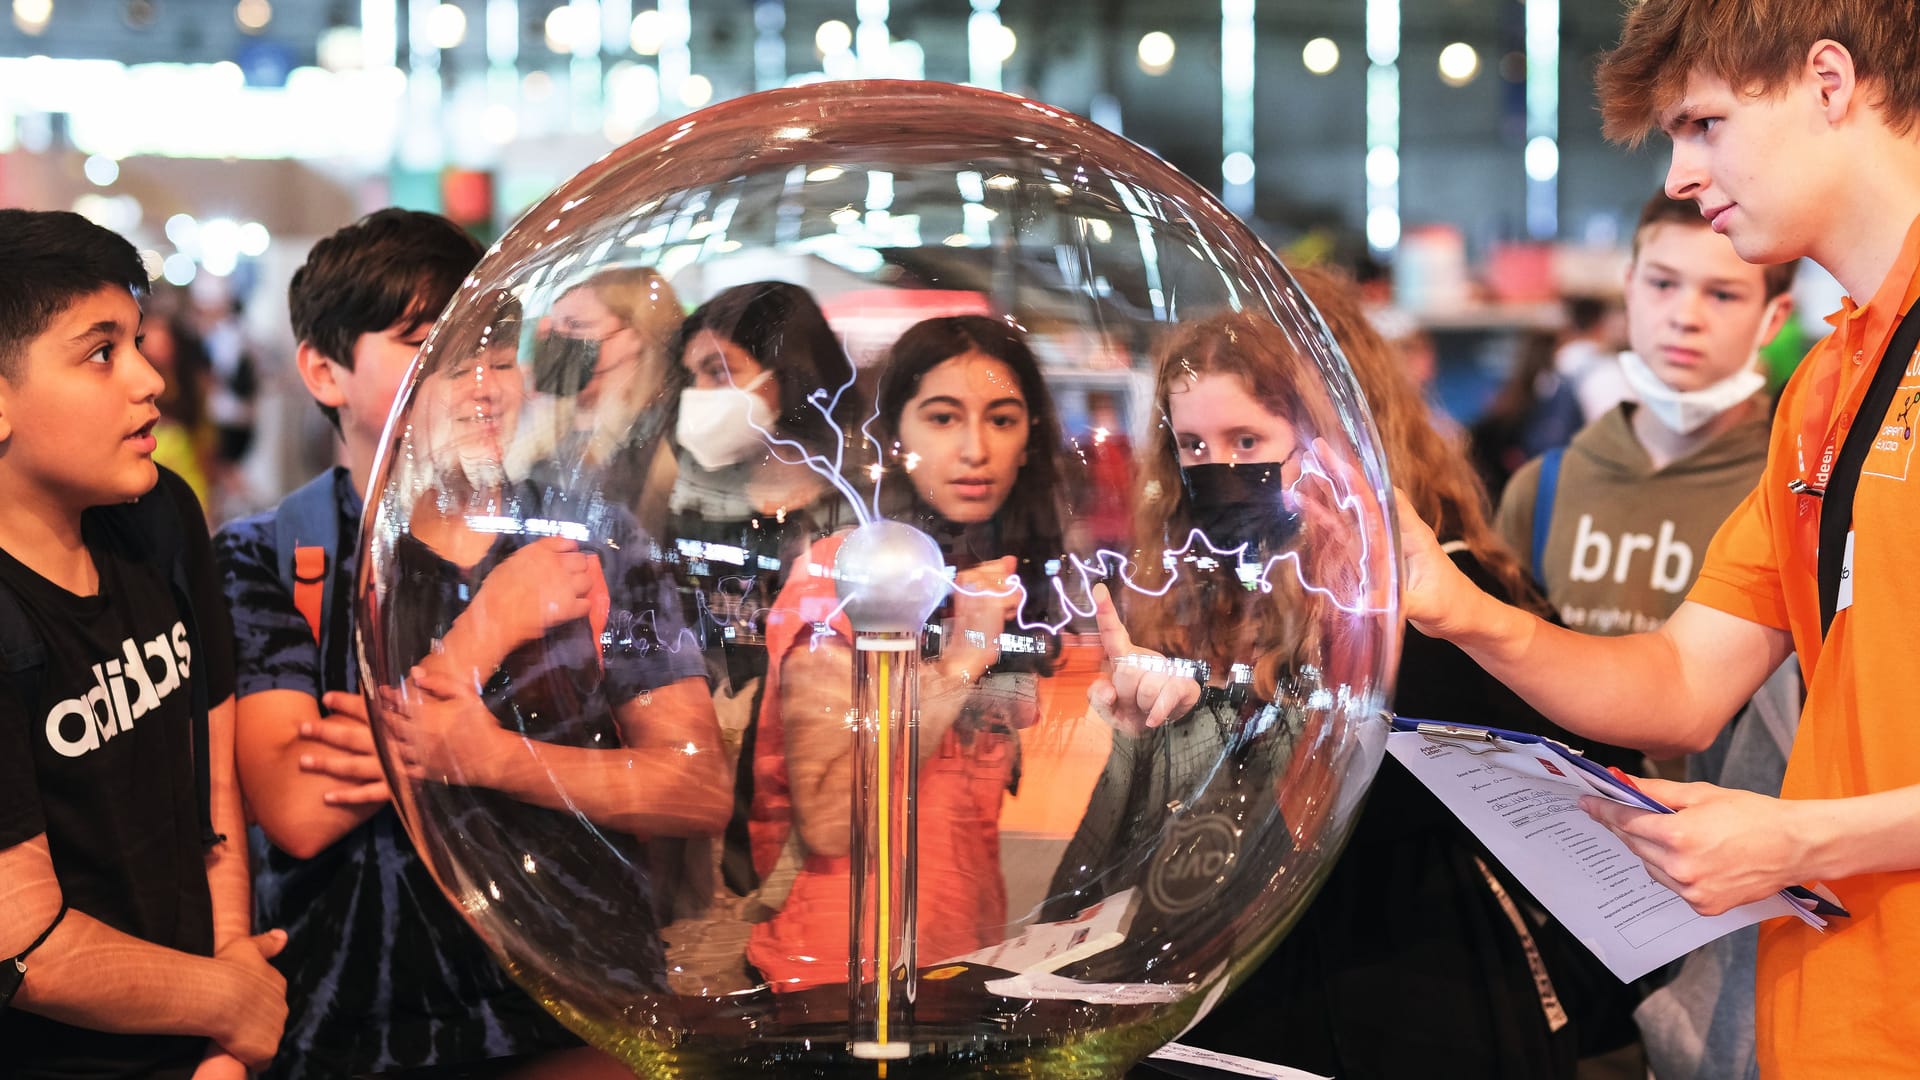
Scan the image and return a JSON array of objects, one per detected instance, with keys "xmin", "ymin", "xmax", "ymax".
[{"xmin": 359, "ymin": 80, "xmax": 1397, "ymax": 1079}]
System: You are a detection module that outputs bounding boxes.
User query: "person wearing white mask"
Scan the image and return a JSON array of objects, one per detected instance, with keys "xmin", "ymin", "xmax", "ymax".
[
  {"xmin": 663, "ymin": 282, "xmax": 865, "ymax": 900},
  {"xmin": 1494, "ymin": 191, "xmax": 1801, "ymax": 1080},
  {"xmin": 666, "ymin": 281, "xmax": 863, "ymax": 582}
]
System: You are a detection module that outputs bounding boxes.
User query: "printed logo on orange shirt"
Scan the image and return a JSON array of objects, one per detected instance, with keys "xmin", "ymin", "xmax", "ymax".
[{"xmin": 1863, "ymin": 371, "xmax": 1920, "ymax": 482}]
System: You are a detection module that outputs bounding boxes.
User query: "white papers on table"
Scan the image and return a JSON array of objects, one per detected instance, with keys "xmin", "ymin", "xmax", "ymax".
[
  {"xmin": 954, "ymin": 886, "xmax": 1140, "ymax": 975},
  {"xmin": 981, "ymin": 971, "xmax": 1191, "ymax": 1004}
]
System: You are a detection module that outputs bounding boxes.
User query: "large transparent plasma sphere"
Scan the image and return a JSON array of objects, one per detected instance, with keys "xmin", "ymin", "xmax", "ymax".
[{"xmin": 358, "ymin": 80, "xmax": 1398, "ymax": 1079}]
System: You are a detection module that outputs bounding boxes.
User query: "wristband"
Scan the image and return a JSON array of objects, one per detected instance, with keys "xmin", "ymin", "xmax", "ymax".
[{"xmin": 0, "ymin": 901, "xmax": 69, "ymax": 1012}]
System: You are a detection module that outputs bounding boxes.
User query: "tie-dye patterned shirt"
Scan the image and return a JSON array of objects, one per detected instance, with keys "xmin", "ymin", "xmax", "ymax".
[{"xmin": 216, "ymin": 469, "xmax": 578, "ymax": 1079}]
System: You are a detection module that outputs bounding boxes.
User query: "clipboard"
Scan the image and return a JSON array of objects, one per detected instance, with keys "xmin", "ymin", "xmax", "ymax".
[{"xmin": 1389, "ymin": 716, "xmax": 1849, "ymax": 920}]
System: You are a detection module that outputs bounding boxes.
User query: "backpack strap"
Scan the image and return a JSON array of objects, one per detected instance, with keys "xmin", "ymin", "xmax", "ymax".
[
  {"xmin": 1530, "ymin": 446, "xmax": 1564, "ymax": 579},
  {"xmin": 273, "ymin": 471, "xmax": 343, "ymax": 696}
]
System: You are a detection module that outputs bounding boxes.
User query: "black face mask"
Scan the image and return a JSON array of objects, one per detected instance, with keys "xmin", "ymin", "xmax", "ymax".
[
  {"xmin": 1179, "ymin": 461, "xmax": 1303, "ymax": 556},
  {"xmin": 533, "ymin": 334, "xmax": 600, "ymax": 397}
]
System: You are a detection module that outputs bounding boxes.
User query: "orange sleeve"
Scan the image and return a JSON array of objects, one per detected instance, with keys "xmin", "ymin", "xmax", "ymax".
[{"xmin": 1687, "ymin": 472, "xmax": 1791, "ymax": 632}]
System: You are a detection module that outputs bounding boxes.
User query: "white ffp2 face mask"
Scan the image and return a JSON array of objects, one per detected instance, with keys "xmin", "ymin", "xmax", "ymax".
[
  {"xmin": 676, "ymin": 369, "xmax": 777, "ymax": 470},
  {"xmin": 1618, "ymin": 350, "xmax": 1768, "ymax": 436}
]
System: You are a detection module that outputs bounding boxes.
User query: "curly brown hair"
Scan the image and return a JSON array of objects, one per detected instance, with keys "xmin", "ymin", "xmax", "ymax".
[
  {"xmin": 1122, "ymin": 306, "xmax": 1373, "ymax": 702},
  {"xmin": 1287, "ymin": 263, "xmax": 1544, "ymax": 615}
]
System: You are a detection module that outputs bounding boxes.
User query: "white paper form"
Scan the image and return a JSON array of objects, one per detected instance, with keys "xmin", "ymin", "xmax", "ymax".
[
  {"xmin": 1147, "ymin": 1042, "xmax": 1332, "ymax": 1080},
  {"xmin": 1387, "ymin": 731, "xmax": 1810, "ymax": 982}
]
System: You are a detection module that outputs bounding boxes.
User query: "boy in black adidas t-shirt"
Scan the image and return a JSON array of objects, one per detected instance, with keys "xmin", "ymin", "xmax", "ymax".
[{"xmin": 0, "ymin": 210, "xmax": 287, "ymax": 1078}]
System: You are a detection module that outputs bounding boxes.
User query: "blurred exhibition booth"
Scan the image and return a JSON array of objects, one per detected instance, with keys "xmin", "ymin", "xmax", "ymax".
[{"xmin": 0, "ymin": 0, "xmax": 1843, "ymax": 516}]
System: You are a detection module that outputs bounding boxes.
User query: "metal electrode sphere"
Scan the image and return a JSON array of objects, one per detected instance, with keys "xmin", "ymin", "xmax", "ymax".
[
  {"xmin": 835, "ymin": 520, "xmax": 952, "ymax": 637},
  {"xmin": 358, "ymin": 80, "xmax": 1398, "ymax": 1078}
]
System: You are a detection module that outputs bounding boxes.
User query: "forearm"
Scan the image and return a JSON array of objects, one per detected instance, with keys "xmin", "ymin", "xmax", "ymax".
[
  {"xmin": 1435, "ymin": 593, "xmax": 1738, "ymax": 757},
  {"xmin": 481, "ymin": 737, "xmax": 730, "ymax": 838},
  {"xmin": 1796, "ymin": 784, "xmax": 1920, "ymax": 882},
  {"xmin": 914, "ymin": 664, "xmax": 973, "ymax": 765},
  {"xmin": 238, "ymin": 691, "xmax": 382, "ymax": 860},
  {"xmin": 14, "ymin": 910, "xmax": 233, "ymax": 1040},
  {"xmin": 792, "ymin": 752, "xmax": 855, "ymax": 858},
  {"xmin": 429, "ymin": 603, "xmax": 518, "ymax": 682},
  {"xmin": 203, "ymin": 698, "xmax": 250, "ymax": 946},
  {"xmin": 244, "ymin": 745, "xmax": 382, "ymax": 858}
]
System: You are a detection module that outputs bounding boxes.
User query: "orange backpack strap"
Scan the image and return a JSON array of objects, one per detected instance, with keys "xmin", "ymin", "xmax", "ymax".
[
  {"xmin": 274, "ymin": 470, "xmax": 345, "ymax": 695},
  {"xmin": 291, "ymin": 545, "xmax": 328, "ymax": 645}
]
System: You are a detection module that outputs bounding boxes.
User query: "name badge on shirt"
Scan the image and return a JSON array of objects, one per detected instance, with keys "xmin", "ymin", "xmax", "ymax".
[{"xmin": 1837, "ymin": 530, "xmax": 1856, "ymax": 615}]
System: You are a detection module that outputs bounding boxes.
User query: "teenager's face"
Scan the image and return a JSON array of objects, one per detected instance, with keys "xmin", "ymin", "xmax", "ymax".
[
  {"xmin": 1168, "ymin": 372, "xmax": 1300, "ymax": 468},
  {"xmin": 681, "ymin": 329, "xmax": 778, "ymax": 410},
  {"xmin": 422, "ymin": 344, "xmax": 524, "ymax": 479},
  {"xmin": 1625, "ymin": 222, "xmax": 1784, "ymax": 392},
  {"xmin": 338, "ymin": 316, "xmax": 429, "ymax": 450},
  {"xmin": 1662, "ymin": 69, "xmax": 1835, "ymax": 267},
  {"xmin": 0, "ymin": 285, "xmax": 164, "ymax": 512},
  {"xmin": 895, "ymin": 351, "xmax": 1030, "ymax": 525}
]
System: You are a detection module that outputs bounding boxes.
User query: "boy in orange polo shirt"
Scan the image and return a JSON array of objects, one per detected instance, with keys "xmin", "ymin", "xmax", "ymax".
[{"xmin": 1397, "ymin": 1, "xmax": 1920, "ymax": 1075}]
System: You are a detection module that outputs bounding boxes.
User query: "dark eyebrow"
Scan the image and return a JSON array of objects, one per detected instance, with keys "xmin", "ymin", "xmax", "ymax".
[
  {"xmin": 69, "ymin": 319, "xmax": 127, "ymax": 343},
  {"xmin": 915, "ymin": 394, "xmax": 1028, "ymax": 413}
]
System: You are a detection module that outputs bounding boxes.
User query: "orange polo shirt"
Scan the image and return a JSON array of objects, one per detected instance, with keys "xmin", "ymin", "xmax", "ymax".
[{"xmin": 1689, "ymin": 215, "xmax": 1920, "ymax": 1076}]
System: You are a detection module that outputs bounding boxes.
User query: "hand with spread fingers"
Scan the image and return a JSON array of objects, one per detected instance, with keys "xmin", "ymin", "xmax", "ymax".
[{"xmin": 1086, "ymin": 582, "xmax": 1203, "ymax": 737}]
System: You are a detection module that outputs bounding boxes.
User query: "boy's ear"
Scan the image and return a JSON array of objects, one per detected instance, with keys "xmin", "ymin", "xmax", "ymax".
[
  {"xmin": 1762, "ymin": 293, "xmax": 1795, "ymax": 344},
  {"xmin": 1807, "ymin": 39, "xmax": 1858, "ymax": 123},
  {"xmin": 295, "ymin": 340, "xmax": 349, "ymax": 409}
]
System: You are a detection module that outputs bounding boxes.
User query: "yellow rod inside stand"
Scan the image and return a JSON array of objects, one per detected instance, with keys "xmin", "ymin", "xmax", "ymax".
[{"xmin": 876, "ymin": 647, "xmax": 892, "ymax": 1061}]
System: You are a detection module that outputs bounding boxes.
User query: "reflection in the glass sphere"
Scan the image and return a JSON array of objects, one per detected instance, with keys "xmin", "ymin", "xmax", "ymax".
[{"xmin": 360, "ymin": 80, "xmax": 1396, "ymax": 1078}]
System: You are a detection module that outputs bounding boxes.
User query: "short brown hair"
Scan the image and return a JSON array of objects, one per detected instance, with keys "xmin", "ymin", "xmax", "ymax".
[
  {"xmin": 1596, "ymin": 0, "xmax": 1920, "ymax": 146},
  {"xmin": 1631, "ymin": 192, "xmax": 1799, "ymax": 300}
]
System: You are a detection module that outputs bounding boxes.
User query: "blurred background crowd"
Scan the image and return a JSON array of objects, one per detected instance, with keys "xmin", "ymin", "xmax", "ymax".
[{"xmin": 0, "ymin": 0, "xmax": 1841, "ymax": 528}]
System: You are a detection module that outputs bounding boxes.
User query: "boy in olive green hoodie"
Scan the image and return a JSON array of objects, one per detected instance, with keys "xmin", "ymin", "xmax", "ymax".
[
  {"xmin": 1498, "ymin": 192, "xmax": 1795, "ymax": 631},
  {"xmin": 1495, "ymin": 190, "xmax": 1799, "ymax": 1080}
]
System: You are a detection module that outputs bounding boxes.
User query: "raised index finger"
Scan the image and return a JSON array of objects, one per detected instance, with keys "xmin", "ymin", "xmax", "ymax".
[{"xmin": 1092, "ymin": 582, "xmax": 1132, "ymax": 660}]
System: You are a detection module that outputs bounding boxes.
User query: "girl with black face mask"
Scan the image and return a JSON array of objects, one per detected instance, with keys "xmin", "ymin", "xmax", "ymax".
[
  {"xmin": 1054, "ymin": 274, "xmax": 1639, "ymax": 1080},
  {"xmin": 514, "ymin": 267, "xmax": 685, "ymax": 535}
]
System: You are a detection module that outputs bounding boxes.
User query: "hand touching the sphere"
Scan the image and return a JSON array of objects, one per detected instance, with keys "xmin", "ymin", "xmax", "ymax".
[
  {"xmin": 443, "ymin": 538, "xmax": 609, "ymax": 680},
  {"xmin": 1087, "ymin": 583, "xmax": 1202, "ymax": 737},
  {"xmin": 1395, "ymin": 486, "xmax": 1486, "ymax": 640},
  {"xmin": 940, "ymin": 556, "xmax": 1021, "ymax": 683},
  {"xmin": 378, "ymin": 665, "xmax": 514, "ymax": 786}
]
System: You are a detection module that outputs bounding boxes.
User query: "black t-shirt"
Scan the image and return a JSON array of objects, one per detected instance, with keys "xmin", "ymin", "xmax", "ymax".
[
  {"xmin": 0, "ymin": 467, "xmax": 236, "ymax": 1079},
  {"xmin": 1181, "ymin": 549, "xmax": 1639, "ymax": 1078}
]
